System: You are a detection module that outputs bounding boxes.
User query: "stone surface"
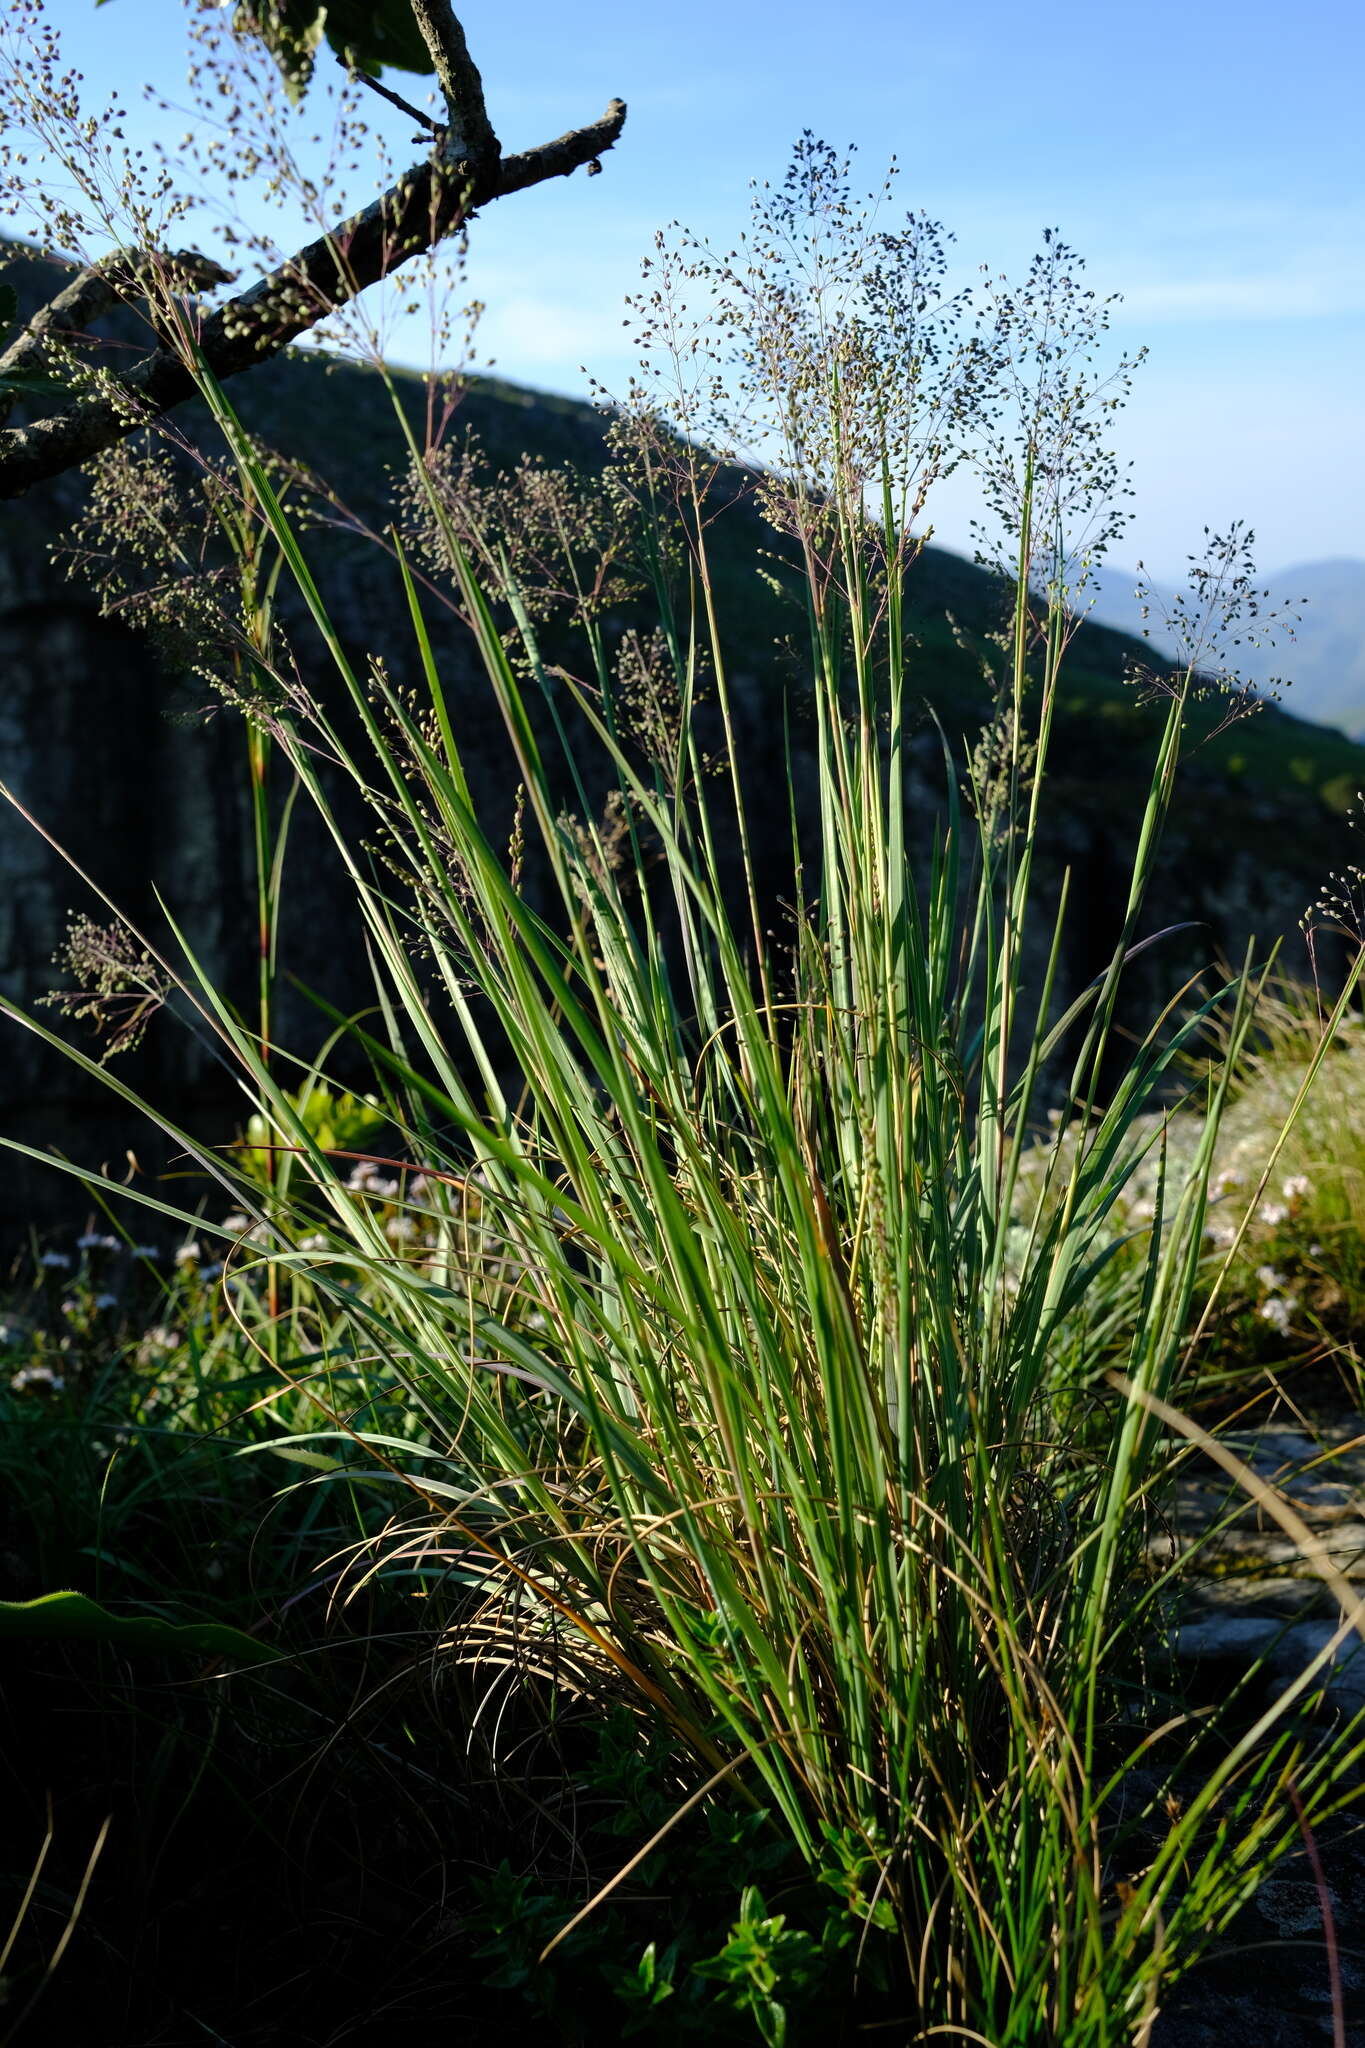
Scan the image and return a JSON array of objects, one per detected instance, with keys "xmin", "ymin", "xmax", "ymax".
[{"xmin": 1153, "ymin": 1413, "xmax": 1365, "ymax": 2044}]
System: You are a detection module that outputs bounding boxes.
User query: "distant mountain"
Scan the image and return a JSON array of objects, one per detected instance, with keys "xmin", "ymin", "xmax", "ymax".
[{"xmin": 1085, "ymin": 559, "xmax": 1365, "ymax": 739}]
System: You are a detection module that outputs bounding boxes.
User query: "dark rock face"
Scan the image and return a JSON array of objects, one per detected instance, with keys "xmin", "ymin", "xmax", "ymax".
[
  {"xmin": 0, "ymin": 242, "xmax": 1360, "ymax": 1244},
  {"xmin": 0, "ymin": 559, "xmax": 247, "ymax": 1229},
  {"xmin": 1156, "ymin": 1835, "xmax": 1365, "ymax": 2048},
  {"xmin": 0, "ymin": 249, "xmax": 585, "ymax": 1241},
  {"xmin": 0, "ymin": 485, "xmax": 489, "ymax": 1240}
]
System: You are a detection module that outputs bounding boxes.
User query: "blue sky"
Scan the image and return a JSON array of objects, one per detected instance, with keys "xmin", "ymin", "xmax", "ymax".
[{"xmin": 34, "ymin": 0, "xmax": 1365, "ymax": 578}]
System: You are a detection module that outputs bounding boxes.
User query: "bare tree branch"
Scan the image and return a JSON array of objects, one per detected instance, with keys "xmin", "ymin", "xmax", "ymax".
[
  {"xmin": 406, "ymin": 0, "xmax": 499, "ymax": 168},
  {"xmin": 0, "ymin": 248, "xmax": 234, "ymax": 430},
  {"xmin": 0, "ymin": 97, "xmax": 625, "ymax": 500},
  {"xmin": 350, "ymin": 68, "xmax": 442, "ymax": 136}
]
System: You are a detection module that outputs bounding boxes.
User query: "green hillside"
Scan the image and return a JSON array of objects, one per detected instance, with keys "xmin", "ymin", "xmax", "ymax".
[
  {"xmin": 241, "ymin": 347, "xmax": 1365, "ymax": 818},
  {"xmin": 5, "ymin": 233, "xmax": 1362, "ymax": 831},
  {"xmin": 1091, "ymin": 556, "xmax": 1365, "ymax": 742}
]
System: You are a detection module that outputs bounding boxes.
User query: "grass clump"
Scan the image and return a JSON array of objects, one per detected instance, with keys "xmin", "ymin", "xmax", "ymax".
[
  {"xmin": 5, "ymin": 142, "xmax": 1365, "ymax": 2046},
  {"xmin": 1174, "ymin": 975, "xmax": 1365, "ymax": 1405}
]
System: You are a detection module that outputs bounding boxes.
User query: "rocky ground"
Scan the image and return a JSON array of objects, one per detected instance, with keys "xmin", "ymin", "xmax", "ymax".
[{"xmin": 1153, "ymin": 1413, "xmax": 1365, "ymax": 2045}]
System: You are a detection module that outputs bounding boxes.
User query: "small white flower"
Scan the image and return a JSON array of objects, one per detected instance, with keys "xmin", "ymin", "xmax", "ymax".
[
  {"xmin": 60, "ymin": 1297, "xmax": 79, "ymax": 1316},
  {"xmin": 221, "ymin": 1213, "xmax": 251, "ymax": 1234},
  {"xmin": 1212, "ymin": 1169, "xmax": 1244, "ymax": 1196},
  {"xmin": 385, "ymin": 1214, "xmax": 417, "ymax": 1243},
  {"xmin": 1282, "ymin": 1174, "xmax": 1312, "ymax": 1204},
  {"xmin": 77, "ymin": 1232, "xmax": 118, "ymax": 1252},
  {"xmin": 141, "ymin": 1325, "xmax": 181, "ymax": 1353},
  {"xmin": 10, "ymin": 1364, "xmax": 65, "ymax": 1392},
  {"xmin": 348, "ymin": 1161, "xmax": 399, "ymax": 1199},
  {"xmin": 298, "ymin": 1233, "xmax": 328, "ymax": 1252},
  {"xmin": 1309, "ymin": 1242, "xmax": 1325, "ymax": 1259},
  {"xmin": 1257, "ymin": 1296, "xmax": 1295, "ymax": 1334},
  {"xmin": 1255, "ymin": 1265, "xmax": 1288, "ymax": 1293},
  {"xmin": 1258, "ymin": 1202, "xmax": 1289, "ymax": 1229},
  {"xmin": 174, "ymin": 1242, "xmax": 201, "ymax": 1265},
  {"xmin": 1130, "ymin": 1197, "xmax": 1157, "ymax": 1223},
  {"xmin": 39, "ymin": 1250, "xmax": 72, "ymax": 1270},
  {"xmin": 1205, "ymin": 1219, "xmax": 1238, "ymax": 1248}
]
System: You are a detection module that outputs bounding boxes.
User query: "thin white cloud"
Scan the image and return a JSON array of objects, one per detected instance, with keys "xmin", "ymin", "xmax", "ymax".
[{"xmin": 1118, "ymin": 268, "xmax": 1365, "ymax": 322}]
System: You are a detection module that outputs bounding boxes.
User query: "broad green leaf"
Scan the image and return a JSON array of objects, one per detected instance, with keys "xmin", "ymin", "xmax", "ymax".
[
  {"xmin": 240, "ymin": 0, "xmax": 434, "ymax": 99},
  {"xmin": 98, "ymin": 0, "xmax": 435, "ymax": 100},
  {"xmin": 0, "ymin": 1590, "xmax": 279, "ymax": 1666}
]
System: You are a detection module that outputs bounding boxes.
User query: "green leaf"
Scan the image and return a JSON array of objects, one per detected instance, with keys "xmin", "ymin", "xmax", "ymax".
[
  {"xmin": 237, "ymin": 1078, "xmax": 386, "ymax": 1185},
  {"xmin": 95, "ymin": 0, "xmax": 434, "ymax": 101},
  {"xmin": 0, "ymin": 1589, "xmax": 279, "ymax": 1666},
  {"xmin": 269, "ymin": 1444, "xmax": 343, "ymax": 1471},
  {"xmin": 309, "ymin": 0, "xmax": 435, "ymax": 78},
  {"xmin": 612, "ymin": 1939, "xmax": 678, "ymax": 2025},
  {"xmin": 235, "ymin": 0, "xmax": 434, "ymax": 99}
]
